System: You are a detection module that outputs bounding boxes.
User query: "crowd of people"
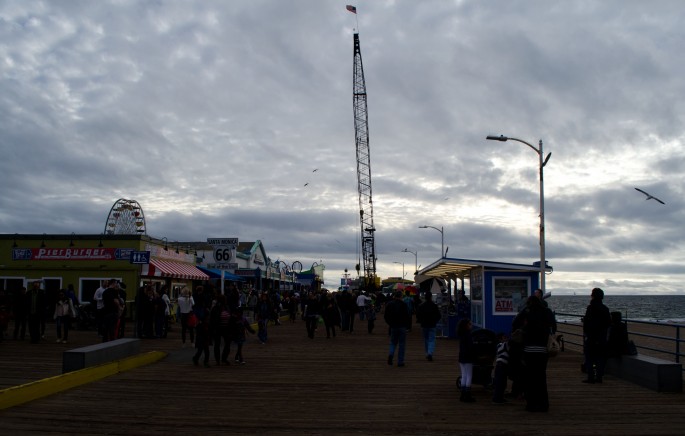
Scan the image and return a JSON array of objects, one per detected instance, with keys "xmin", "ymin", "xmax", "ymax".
[
  {"xmin": 0, "ymin": 280, "xmax": 82, "ymax": 344},
  {"xmin": 1, "ymin": 280, "xmax": 634, "ymax": 417}
]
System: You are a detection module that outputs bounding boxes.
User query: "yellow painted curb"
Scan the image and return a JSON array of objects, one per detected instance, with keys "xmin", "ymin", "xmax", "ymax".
[{"xmin": 0, "ymin": 350, "xmax": 167, "ymax": 410}]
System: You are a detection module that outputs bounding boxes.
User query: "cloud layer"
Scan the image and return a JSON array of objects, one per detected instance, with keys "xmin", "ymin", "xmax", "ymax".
[{"xmin": 1, "ymin": 1, "xmax": 683, "ymax": 294}]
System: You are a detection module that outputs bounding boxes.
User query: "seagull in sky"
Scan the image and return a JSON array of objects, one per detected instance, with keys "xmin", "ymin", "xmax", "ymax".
[
  {"xmin": 304, "ymin": 182, "xmax": 309, "ymax": 187},
  {"xmin": 312, "ymin": 168, "xmax": 318, "ymax": 172},
  {"xmin": 634, "ymin": 188, "xmax": 665, "ymax": 205}
]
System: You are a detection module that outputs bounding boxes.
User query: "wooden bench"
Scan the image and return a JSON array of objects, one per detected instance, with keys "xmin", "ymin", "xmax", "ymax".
[
  {"xmin": 62, "ymin": 338, "xmax": 140, "ymax": 374},
  {"xmin": 605, "ymin": 354, "xmax": 682, "ymax": 392}
]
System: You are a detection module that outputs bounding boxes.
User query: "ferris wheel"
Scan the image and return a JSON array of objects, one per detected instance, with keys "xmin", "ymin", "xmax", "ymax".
[{"xmin": 104, "ymin": 198, "xmax": 147, "ymax": 235}]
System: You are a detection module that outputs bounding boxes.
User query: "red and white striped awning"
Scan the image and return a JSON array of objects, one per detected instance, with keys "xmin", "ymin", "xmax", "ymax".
[{"xmin": 141, "ymin": 259, "xmax": 210, "ymax": 281}]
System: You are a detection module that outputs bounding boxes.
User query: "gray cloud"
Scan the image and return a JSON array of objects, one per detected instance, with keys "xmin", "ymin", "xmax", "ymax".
[{"xmin": 1, "ymin": 1, "xmax": 684, "ymax": 294}]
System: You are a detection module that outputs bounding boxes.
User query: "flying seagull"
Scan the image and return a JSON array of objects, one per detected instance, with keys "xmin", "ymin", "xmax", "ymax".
[
  {"xmin": 304, "ymin": 182, "xmax": 309, "ymax": 187},
  {"xmin": 312, "ymin": 168, "xmax": 318, "ymax": 172},
  {"xmin": 635, "ymin": 188, "xmax": 665, "ymax": 205}
]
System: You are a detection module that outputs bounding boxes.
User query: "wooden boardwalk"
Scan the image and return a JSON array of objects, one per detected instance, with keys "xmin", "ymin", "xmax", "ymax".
[{"xmin": 1, "ymin": 319, "xmax": 684, "ymax": 435}]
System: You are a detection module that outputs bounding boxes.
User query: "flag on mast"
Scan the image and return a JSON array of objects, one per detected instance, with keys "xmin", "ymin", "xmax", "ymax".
[{"xmin": 346, "ymin": 5, "xmax": 357, "ymax": 14}]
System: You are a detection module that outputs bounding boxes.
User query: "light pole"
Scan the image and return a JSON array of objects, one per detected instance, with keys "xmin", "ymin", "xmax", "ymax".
[
  {"xmin": 393, "ymin": 261, "xmax": 405, "ymax": 279},
  {"xmin": 278, "ymin": 261, "xmax": 289, "ymax": 293},
  {"xmin": 401, "ymin": 248, "xmax": 418, "ymax": 275},
  {"xmin": 486, "ymin": 134, "xmax": 551, "ymax": 293},
  {"xmin": 419, "ymin": 225, "xmax": 444, "ymax": 258}
]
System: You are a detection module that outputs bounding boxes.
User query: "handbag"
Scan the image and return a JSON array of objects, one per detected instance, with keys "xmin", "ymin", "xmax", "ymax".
[
  {"xmin": 187, "ymin": 312, "xmax": 198, "ymax": 328},
  {"xmin": 547, "ymin": 334, "xmax": 560, "ymax": 357}
]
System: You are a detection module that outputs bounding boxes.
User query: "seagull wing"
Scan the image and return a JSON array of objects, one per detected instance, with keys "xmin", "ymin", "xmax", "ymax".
[
  {"xmin": 654, "ymin": 197, "xmax": 666, "ymax": 205},
  {"xmin": 634, "ymin": 187, "xmax": 649, "ymax": 197}
]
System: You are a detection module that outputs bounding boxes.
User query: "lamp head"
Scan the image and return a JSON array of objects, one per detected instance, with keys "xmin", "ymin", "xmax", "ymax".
[{"xmin": 486, "ymin": 135, "xmax": 508, "ymax": 142}]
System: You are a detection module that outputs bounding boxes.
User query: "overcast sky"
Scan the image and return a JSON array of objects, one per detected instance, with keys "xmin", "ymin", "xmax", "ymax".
[{"xmin": 1, "ymin": 1, "xmax": 683, "ymax": 294}]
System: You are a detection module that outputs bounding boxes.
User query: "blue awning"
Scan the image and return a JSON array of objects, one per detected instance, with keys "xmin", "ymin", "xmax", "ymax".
[{"xmin": 197, "ymin": 266, "xmax": 246, "ymax": 282}]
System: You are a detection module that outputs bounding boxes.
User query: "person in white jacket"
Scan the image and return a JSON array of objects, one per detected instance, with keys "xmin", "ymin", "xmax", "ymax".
[{"xmin": 177, "ymin": 287, "xmax": 195, "ymax": 346}]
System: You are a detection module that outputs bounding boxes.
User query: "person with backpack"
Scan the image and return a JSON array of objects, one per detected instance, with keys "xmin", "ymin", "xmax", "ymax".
[
  {"xmin": 384, "ymin": 291, "xmax": 411, "ymax": 367},
  {"xmin": 416, "ymin": 292, "xmax": 442, "ymax": 361}
]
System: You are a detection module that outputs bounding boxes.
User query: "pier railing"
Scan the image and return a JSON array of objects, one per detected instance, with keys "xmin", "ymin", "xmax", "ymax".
[{"xmin": 555, "ymin": 312, "xmax": 685, "ymax": 367}]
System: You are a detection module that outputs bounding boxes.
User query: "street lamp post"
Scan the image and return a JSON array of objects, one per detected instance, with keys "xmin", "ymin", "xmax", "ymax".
[
  {"xmin": 419, "ymin": 225, "xmax": 445, "ymax": 258},
  {"xmin": 401, "ymin": 248, "xmax": 418, "ymax": 275},
  {"xmin": 486, "ymin": 134, "xmax": 551, "ymax": 293},
  {"xmin": 278, "ymin": 261, "xmax": 289, "ymax": 293},
  {"xmin": 393, "ymin": 261, "xmax": 405, "ymax": 279}
]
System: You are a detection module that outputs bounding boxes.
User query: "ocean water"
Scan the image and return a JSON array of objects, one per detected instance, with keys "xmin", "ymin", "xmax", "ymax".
[{"xmin": 547, "ymin": 295, "xmax": 685, "ymax": 323}]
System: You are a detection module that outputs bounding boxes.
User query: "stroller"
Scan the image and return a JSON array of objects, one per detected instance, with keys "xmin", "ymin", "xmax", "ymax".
[
  {"xmin": 457, "ymin": 328, "xmax": 498, "ymax": 389},
  {"xmin": 75, "ymin": 302, "xmax": 97, "ymax": 331}
]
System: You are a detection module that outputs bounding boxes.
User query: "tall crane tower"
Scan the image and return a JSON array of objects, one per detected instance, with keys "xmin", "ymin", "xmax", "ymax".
[{"xmin": 352, "ymin": 32, "xmax": 377, "ymax": 288}]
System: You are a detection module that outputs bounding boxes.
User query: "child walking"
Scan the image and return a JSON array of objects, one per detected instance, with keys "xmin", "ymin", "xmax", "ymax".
[
  {"xmin": 231, "ymin": 307, "xmax": 255, "ymax": 364},
  {"xmin": 492, "ymin": 332, "xmax": 510, "ymax": 404},
  {"xmin": 457, "ymin": 318, "xmax": 476, "ymax": 403}
]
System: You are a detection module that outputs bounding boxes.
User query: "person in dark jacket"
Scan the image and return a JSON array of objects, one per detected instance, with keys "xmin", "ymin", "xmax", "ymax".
[
  {"xmin": 13, "ymin": 286, "xmax": 28, "ymax": 340},
  {"xmin": 27, "ymin": 281, "xmax": 46, "ymax": 344},
  {"xmin": 519, "ymin": 295, "xmax": 555, "ymax": 412},
  {"xmin": 322, "ymin": 292, "xmax": 341, "ymax": 338},
  {"xmin": 384, "ymin": 291, "xmax": 411, "ymax": 367},
  {"xmin": 583, "ymin": 287, "xmax": 612, "ymax": 383},
  {"xmin": 416, "ymin": 292, "xmax": 442, "ymax": 361},
  {"xmin": 304, "ymin": 292, "xmax": 321, "ymax": 339},
  {"xmin": 606, "ymin": 311, "xmax": 630, "ymax": 357},
  {"xmin": 192, "ymin": 298, "xmax": 211, "ymax": 367}
]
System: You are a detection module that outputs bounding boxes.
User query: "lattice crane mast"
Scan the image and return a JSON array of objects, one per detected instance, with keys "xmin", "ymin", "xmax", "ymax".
[{"xmin": 352, "ymin": 32, "xmax": 377, "ymax": 288}]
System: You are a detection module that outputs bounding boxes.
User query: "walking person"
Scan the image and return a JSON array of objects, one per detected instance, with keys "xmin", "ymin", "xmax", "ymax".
[
  {"xmin": 53, "ymin": 290, "xmax": 75, "ymax": 343},
  {"xmin": 416, "ymin": 292, "xmax": 442, "ymax": 361},
  {"xmin": 117, "ymin": 282, "xmax": 127, "ymax": 338},
  {"xmin": 93, "ymin": 280, "xmax": 107, "ymax": 337},
  {"xmin": 519, "ymin": 295, "xmax": 555, "ymax": 412},
  {"xmin": 0, "ymin": 288, "xmax": 10, "ymax": 342},
  {"xmin": 211, "ymin": 294, "xmax": 232, "ymax": 365},
  {"xmin": 102, "ymin": 279, "xmax": 122, "ymax": 343},
  {"xmin": 27, "ymin": 281, "xmax": 45, "ymax": 344},
  {"xmin": 177, "ymin": 287, "xmax": 195, "ymax": 347},
  {"xmin": 583, "ymin": 287, "xmax": 612, "ymax": 384},
  {"xmin": 304, "ymin": 292, "xmax": 321, "ymax": 339},
  {"xmin": 322, "ymin": 292, "xmax": 340, "ymax": 338},
  {"xmin": 288, "ymin": 293, "xmax": 299, "ymax": 323},
  {"xmin": 384, "ymin": 291, "xmax": 411, "ymax": 367},
  {"xmin": 365, "ymin": 297, "xmax": 377, "ymax": 334},
  {"xmin": 13, "ymin": 286, "xmax": 28, "ymax": 341},
  {"xmin": 160, "ymin": 286, "xmax": 171, "ymax": 338},
  {"xmin": 230, "ymin": 307, "xmax": 255, "ymax": 364},
  {"xmin": 402, "ymin": 291, "xmax": 414, "ymax": 332},
  {"xmin": 192, "ymin": 298, "xmax": 211, "ymax": 368},
  {"xmin": 256, "ymin": 293, "xmax": 272, "ymax": 344},
  {"xmin": 457, "ymin": 318, "xmax": 476, "ymax": 403}
]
